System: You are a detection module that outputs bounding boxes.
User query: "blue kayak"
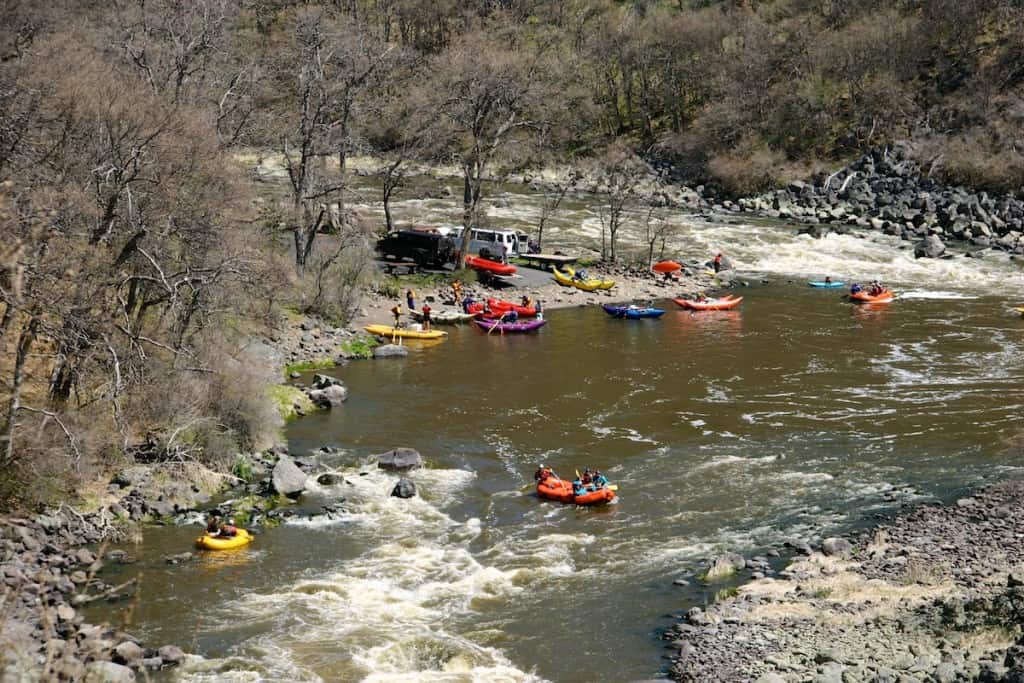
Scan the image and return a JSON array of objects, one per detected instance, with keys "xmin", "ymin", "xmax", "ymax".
[
  {"xmin": 602, "ymin": 304, "xmax": 666, "ymax": 319},
  {"xmin": 808, "ymin": 281, "xmax": 846, "ymax": 288}
]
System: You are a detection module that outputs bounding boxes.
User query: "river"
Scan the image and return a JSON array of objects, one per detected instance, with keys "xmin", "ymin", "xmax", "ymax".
[{"xmin": 89, "ymin": 178, "xmax": 1024, "ymax": 682}]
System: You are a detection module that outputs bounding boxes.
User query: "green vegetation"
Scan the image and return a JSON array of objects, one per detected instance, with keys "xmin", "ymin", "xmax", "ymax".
[
  {"xmin": 232, "ymin": 455, "xmax": 256, "ymax": 483},
  {"xmin": 338, "ymin": 336, "xmax": 379, "ymax": 360},
  {"xmin": 283, "ymin": 359, "xmax": 336, "ymax": 379},
  {"xmin": 267, "ymin": 386, "xmax": 317, "ymax": 423},
  {"xmin": 714, "ymin": 587, "xmax": 740, "ymax": 602}
]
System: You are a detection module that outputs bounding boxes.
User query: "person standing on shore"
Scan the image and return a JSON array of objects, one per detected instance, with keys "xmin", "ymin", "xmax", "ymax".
[
  {"xmin": 406, "ymin": 289, "xmax": 416, "ymax": 312},
  {"xmin": 421, "ymin": 303, "xmax": 432, "ymax": 331},
  {"xmin": 452, "ymin": 280, "xmax": 463, "ymax": 306},
  {"xmin": 391, "ymin": 302, "xmax": 403, "ymax": 327}
]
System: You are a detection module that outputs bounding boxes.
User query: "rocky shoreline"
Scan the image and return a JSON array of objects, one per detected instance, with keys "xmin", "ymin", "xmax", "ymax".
[{"xmin": 666, "ymin": 479, "xmax": 1024, "ymax": 683}]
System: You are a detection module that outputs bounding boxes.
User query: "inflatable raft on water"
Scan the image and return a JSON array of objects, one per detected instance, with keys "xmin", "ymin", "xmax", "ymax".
[
  {"xmin": 536, "ymin": 478, "xmax": 616, "ymax": 506},
  {"xmin": 474, "ymin": 318, "xmax": 546, "ymax": 333},
  {"xmin": 849, "ymin": 289, "xmax": 895, "ymax": 304},
  {"xmin": 365, "ymin": 324, "xmax": 448, "ymax": 340},
  {"xmin": 195, "ymin": 529, "xmax": 253, "ymax": 551},
  {"xmin": 602, "ymin": 304, "xmax": 666, "ymax": 319},
  {"xmin": 673, "ymin": 295, "xmax": 743, "ymax": 311},
  {"xmin": 465, "ymin": 298, "xmax": 537, "ymax": 317}
]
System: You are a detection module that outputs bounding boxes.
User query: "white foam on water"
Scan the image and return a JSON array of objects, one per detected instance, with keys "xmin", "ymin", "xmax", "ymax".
[
  {"xmin": 181, "ymin": 465, "xmax": 543, "ymax": 683},
  {"xmin": 898, "ymin": 290, "xmax": 980, "ymax": 300}
]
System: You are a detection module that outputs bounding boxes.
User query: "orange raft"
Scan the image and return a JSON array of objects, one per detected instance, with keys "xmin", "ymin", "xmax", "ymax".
[
  {"xmin": 652, "ymin": 260, "xmax": 682, "ymax": 274},
  {"xmin": 673, "ymin": 294, "xmax": 743, "ymax": 311},
  {"xmin": 536, "ymin": 477, "xmax": 616, "ymax": 506},
  {"xmin": 849, "ymin": 289, "xmax": 895, "ymax": 304}
]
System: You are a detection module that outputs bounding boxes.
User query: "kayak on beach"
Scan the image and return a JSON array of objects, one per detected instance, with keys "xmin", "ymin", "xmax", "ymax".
[
  {"xmin": 808, "ymin": 281, "xmax": 846, "ymax": 288},
  {"xmin": 474, "ymin": 318, "xmax": 547, "ymax": 333},
  {"xmin": 673, "ymin": 295, "xmax": 743, "ymax": 311},
  {"xmin": 565, "ymin": 266, "xmax": 615, "ymax": 290},
  {"xmin": 552, "ymin": 266, "xmax": 610, "ymax": 292},
  {"xmin": 652, "ymin": 260, "xmax": 682, "ymax": 274},
  {"xmin": 365, "ymin": 324, "xmax": 448, "ymax": 340},
  {"xmin": 196, "ymin": 529, "xmax": 253, "ymax": 551},
  {"xmin": 602, "ymin": 304, "xmax": 666, "ymax": 319},
  {"xmin": 464, "ymin": 255, "xmax": 517, "ymax": 276},
  {"xmin": 849, "ymin": 289, "xmax": 895, "ymax": 304}
]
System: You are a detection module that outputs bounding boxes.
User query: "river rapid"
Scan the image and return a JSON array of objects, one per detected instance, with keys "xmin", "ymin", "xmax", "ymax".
[{"xmin": 91, "ymin": 178, "xmax": 1024, "ymax": 682}]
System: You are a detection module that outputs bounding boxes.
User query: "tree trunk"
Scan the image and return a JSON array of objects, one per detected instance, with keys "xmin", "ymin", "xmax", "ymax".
[{"xmin": 1, "ymin": 316, "xmax": 38, "ymax": 466}]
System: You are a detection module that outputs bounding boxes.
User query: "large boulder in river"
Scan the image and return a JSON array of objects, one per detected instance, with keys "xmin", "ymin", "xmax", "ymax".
[
  {"xmin": 821, "ymin": 537, "xmax": 853, "ymax": 558},
  {"xmin": 311, "ymin": 373, "xmax": 343, "ymax": 390},
  {"xmin": 272, "ymin": 454, "xmax": 308, "ymax": 497},
  {"xmin": 84, "ymin": 661, "xmax": 136, "ymax": 683},
  {"xmin": 390, "ymin": 478, "xmax": 416, "ymax": 499},
  {"xmin": 701, "ymin": 553, "xmax": 745, "ymax": 582},
  {"xmin": 373, "ymin": 344, "xmax": 409, "ymax": 359},
  {"xmin": 307, "ymin": 384, "xmax": 348, "ymax": 408},
  {"xmin": 376, "ymin": 447, "xmax": 423, "ymax": 471},
  {"xmin": 914, "ymin": 234, "xmax": 946, "ymax": 259}
]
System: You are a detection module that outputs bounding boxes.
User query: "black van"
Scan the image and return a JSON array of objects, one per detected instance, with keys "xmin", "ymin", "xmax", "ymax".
[{"xmin": 376, "ymin": 230, "xmax": 455, "ymax": 268}]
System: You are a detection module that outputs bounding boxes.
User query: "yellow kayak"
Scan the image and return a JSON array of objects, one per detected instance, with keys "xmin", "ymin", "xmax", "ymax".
[
  {"xmin": 196, "ymin": 529, "xmax": 253, "ymax": 551},
  {"xmin": 565, "ymin": 266, "xmax": 615, "ymax": 290},
  {"xmin": 364, "ymin": 325, "xmax": 448, "ymax": 340},
  {"xmin": 552, "ymin": 267, "xmax": 613, "ymax": 292},
  {"xmin": 1015, "ymin": 307, "xmax": 1024, "ymax": 316}
]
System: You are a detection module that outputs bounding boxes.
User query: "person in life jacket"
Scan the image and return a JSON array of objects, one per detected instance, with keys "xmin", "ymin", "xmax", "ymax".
[
  {"xmin": 206, "ymin": 515, "xmax": 221, "ymax": 534},
  {"xmin": 421, "ymin": 303, "xmax": 432, "ymax": 331},
  {"xmin": 713, "ymin": 253, "xmax": 723, "ymax": 273},
  {"xmin": 391, "ymin": 302, "xmax": 403, "ymax": 326},
  {"xmin": 534, "ymin": 465, "xmax": 554, "ymax": 482},
  {"xmin": 592, "ymin": 471, "xmax": 609, "ymax": 488},
  {"xmin": 521, "ymin": 295, "xmax": 533, "ymax": 309},
  {"xmin": 572, "ymin": 477, "xmax": 585, "ymax": 497},
  {"xmin": 219, "ymin": 519, "xmax": 238, "ymax": 538},
  {"xmin": 850, "ymin": 283, "xmax": 862, "ymax": 295}
]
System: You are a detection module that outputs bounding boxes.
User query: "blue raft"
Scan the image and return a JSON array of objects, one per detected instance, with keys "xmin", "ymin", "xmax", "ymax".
[{"xmin": 602, "ymin": 304, "xmax": 666, "ymax": 319}]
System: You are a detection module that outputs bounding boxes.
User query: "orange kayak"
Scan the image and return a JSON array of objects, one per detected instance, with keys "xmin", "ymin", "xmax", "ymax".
[
  {"xmin": 536, "ymin": 477, "xmax": 616, "ymax": 506},
  {"xmin": 652, "ymin": 260, "xmax": 682, "ymax": 274},
  {"xmin": 673, "ymin": 295, "xmax": 743, "ymax": 311},
  {"xmin": 849, "ymin": 289, "xmax": 894, "ymax": 304}
]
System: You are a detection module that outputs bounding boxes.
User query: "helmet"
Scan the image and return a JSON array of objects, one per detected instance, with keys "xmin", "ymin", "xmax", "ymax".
[{"xmin": 227, "ymin": 518, "xmax": 235, "ymax": 525}]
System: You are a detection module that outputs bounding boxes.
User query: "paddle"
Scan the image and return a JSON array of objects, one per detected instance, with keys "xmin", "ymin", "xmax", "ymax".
[{"xmin": 487, "ymin": 310, "xmax": 509, "ymax": 335}]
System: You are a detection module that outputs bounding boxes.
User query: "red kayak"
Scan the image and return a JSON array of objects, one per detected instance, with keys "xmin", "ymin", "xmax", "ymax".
[
  {"xmin": 464, "ymin": 255, "xmax": 516, "ymax": 276},
  {"xmin": 536, "ymin": 477, "xmax": 616, "ymax": 506},
  {"xmin": 652, "ymin": 260, "xmax": 682, "ymax": 274},
  {"xmin": 673, "ymin": 295, "xmax": 743, "ymax": 311}
]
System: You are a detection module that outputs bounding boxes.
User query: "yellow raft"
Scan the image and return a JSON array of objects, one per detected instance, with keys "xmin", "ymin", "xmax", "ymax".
[
  {"xmin": 552, "ymin": 267, "xmax": 615, "ymax": 292},
  {"xmin": 196, "ymin": 528, "xmax": 253, "ymax": 551},
  {"xmin": 364, "ymin": 325, "xmax": 448, "ymax": 340}
]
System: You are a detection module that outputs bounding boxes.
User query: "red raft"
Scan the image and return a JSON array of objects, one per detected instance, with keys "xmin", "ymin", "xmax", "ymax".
[
  {"xmin": 536, "ymin": 477, "xmax": 616, "ymax": 506},
  {"xmin": 673, "ymin": 294, "xmax": 743, "ymax": 311},
  {"xmin": 465, "ymin": 298, "xmax": 538, "ymax": 317},
  {"xmin": 464, "ymin": 255, "xmax": 517, "ymax": 276}
]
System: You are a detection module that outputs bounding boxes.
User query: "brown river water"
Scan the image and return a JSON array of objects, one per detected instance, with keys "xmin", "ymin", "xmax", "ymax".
[{"xmin": 87, "ymin": 179, "xmax": 1024, "ymax": 682}]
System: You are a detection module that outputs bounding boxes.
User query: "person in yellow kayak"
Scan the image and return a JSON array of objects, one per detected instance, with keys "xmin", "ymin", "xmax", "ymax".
[
  {"xmin": 218, "ymin": 518, "xmax": 238, "ymax": 538},
  {"xmin": 205, "ymin": 515, "xmax": 221, "ymax": 534}
]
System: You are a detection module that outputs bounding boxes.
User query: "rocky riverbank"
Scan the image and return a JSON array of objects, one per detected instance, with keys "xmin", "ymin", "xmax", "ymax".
[
  {"xmin": 666, "ymin": 479, "xmax": 1024, "ymax": 683},
  {"xmin": 736, "ymin": 143, "xmax": 1024, "ymax": 259}
]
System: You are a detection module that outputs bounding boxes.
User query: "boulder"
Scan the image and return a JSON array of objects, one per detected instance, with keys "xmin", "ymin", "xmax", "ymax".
[
  {"xmin": 157, "ymin": 645, "xmax": 185, "ymax": 665},
  {"xmin": 914, "ymin": 234, "xmax": 946, "ymax": 259},
  {"xmin": 272, "ymin": 454, "xmax": 308, "ymax": 497},
  {"xmin": 73, "ymin": 548, "xmax": 97, "ymax": 566},
  {"xmin": 311, "ymin": 374, "xmax": 343, "ymax": 390},
  {"xmin": 307, "ymin": 384, "xmax": 348, "ymax": 408},
  {"xmin": 376, "ymin": 448, "xmax": 423, "ymax": 471},
  {"xmin": 113, "ymin": 641, "xmax": 144, "ymax": 665},
  {"xmin": 821, "ymin": 537, "xmax": 853, "ymax": 558},
  {"xmin": 373, "ymin": 344, "xmax": 409, "ymax": 359},
  {"xmin": 113, "ymin": 466, "xmax": 151, "ymax": 489},
  {"xmin": 390, "ymin": 478, "xmax": 416, "ymax": 499},
  {"xmin": 316, "ymin": 473, "xmax": 344, "ymax": 486},
  {"xmin": 84, "ymin": 661, "xmax": 136, "ymax": 683},
  {"xmin": 702, "ymin": 553, "xmax": 745, "ymax": 581}
]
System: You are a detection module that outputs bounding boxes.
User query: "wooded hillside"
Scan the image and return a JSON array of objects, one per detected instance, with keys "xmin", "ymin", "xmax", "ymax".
[{"xmin": 2, "ymin": 0, "xmax": 1022, "ymax": 507}]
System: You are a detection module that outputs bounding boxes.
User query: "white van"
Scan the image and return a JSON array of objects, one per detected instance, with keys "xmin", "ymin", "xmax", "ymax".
[{"xmin": 450, "ymin": 228, "xmax": 521, "ymax": 260}]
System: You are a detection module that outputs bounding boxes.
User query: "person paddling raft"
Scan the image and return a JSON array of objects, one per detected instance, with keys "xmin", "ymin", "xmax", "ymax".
[
  {"xmin": 218, "ymin": 519, "xmax": 238, "ymax": 538},
  {"xmin": 850, "ymin": 283, "xmax": 862, "ymax": 295},
  {"xmin": 206, "ymin": 515, "xmax": 221, "ymax": 535},
  {"xmin": 592, "ymin": 471, "xmax": 609, "ymax": 488},
  {"xmin": 572, "ymin": 476, "xmax": 586, "ymax": 497},
  {"xmin": 534, "ymin": 464, "xmax": 555, "ymax": 482}
]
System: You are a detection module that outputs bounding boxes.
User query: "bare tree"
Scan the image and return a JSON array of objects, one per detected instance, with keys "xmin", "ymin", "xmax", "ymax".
[
  {"xmin": 593, "ymin": 142, "xmax": 642, "ymax": 262},
  {"xmin": 535, "ymin": 167, "xmax": 578, "ymax": 252}
]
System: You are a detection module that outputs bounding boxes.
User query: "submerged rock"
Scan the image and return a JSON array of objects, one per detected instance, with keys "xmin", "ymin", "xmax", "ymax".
[
  {"xmin": 373, "ymin": 344, "xmax": 409, "ymax": 359},
  {"xmin": 390, "ymin": 478, "xmax": 416, "ymax": 499}
]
